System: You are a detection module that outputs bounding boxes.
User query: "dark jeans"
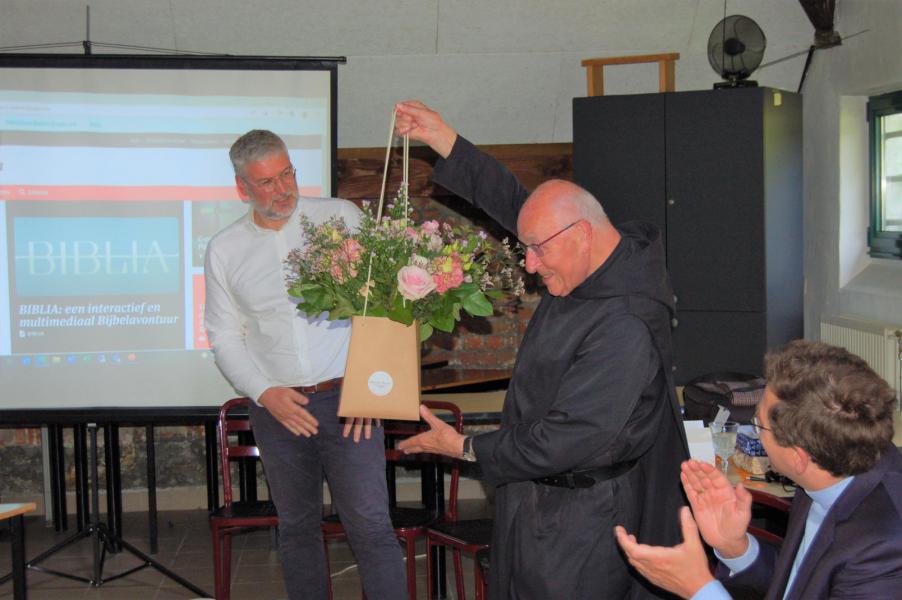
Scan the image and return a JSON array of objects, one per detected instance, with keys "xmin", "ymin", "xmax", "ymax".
[{"xmin": 249, "ymin": 390, "xmax": 406, "ymax": 600}]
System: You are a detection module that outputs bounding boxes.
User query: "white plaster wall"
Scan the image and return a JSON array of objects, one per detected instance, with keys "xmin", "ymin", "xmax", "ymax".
[
  {"xmin": 1, "ymin": 0, "xmax": 812, "ymax": 147},
  {"xmin": 802, "ymin": 1, "xmax": 902, "ymax": 335},
  {"xmin": 838, "ymin": 95, "xmax": 869, "ymax": 288}
]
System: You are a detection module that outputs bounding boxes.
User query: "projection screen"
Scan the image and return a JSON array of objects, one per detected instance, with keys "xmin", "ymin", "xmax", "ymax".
[{"xmin": 0, "ymin": 55, "xmax": 341, "ymax": 413}]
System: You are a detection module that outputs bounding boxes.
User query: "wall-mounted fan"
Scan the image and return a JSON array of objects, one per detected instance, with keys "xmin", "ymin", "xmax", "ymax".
[{"xmin": 708, "ymin": 15, "xmax": 767, "ymax": 88}]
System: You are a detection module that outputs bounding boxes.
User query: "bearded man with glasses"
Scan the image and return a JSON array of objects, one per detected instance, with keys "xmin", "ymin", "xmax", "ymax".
[
  {"xmin": 204, "ymin": 130, "xmax": 406, "ymax": 599},
  {"xmin": 395, "ymin": 101, "xmax": 689, "ymax": 600}
]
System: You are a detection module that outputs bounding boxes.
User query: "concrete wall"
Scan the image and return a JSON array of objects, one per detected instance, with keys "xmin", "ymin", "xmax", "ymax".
[
  {"xmin": 801, "ymin": 1, "xmax": 902, "ymax": 335},
  {"xmin": 2, "ymin": 0, "xmax": 811, "ymax": 147}
]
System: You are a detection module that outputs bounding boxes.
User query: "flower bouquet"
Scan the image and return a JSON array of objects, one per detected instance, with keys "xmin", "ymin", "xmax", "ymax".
[
  {"xmin": 284, "ymin": 186, "xmax": 523, "ymax": 342},
  {"xmin": 283, "ymin": 121, "xmax": 521, "ymax": 420},
  {"xmin": 284, "ymin": 185, "xmax": 522, "ymax": 420}
]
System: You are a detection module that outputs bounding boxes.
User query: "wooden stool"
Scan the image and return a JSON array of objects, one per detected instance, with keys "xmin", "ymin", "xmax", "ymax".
[
  {"xmin": 1, "ymin": 502, "xmax": 37, "ymax": 600},
  {"xmin": 581, "ymin": 53, "xmax": 680, "ymax": 96}
]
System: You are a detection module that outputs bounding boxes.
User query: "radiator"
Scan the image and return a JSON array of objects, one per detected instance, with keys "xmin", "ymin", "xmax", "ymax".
[{"xmin": 820, "ymin": 316, "xmax": 902, "ymax": 403}]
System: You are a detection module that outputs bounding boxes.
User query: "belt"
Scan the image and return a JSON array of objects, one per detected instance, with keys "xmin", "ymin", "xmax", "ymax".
[
  {"xmin": 533, "ymin": 460, "xmax": 637, "ymax": 489},
  {"xmin": 291, "ymin": 377, "xmax": 343, "ymax": 395}
]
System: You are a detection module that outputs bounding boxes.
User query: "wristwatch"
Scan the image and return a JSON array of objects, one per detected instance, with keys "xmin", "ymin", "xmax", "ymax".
[{"xmin": 461, "ymin": 436, "xmax": 477, "ymax": 462}]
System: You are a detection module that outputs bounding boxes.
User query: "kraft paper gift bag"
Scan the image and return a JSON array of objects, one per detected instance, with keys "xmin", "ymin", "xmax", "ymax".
[{"xmin": 338, "ymin": 315, "xmax": 421, "ymax": 420}]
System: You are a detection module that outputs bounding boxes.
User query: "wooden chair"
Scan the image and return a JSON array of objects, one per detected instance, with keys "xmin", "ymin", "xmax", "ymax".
[
  {"xmin": 209, "ymin": 397, "xmax": 278, "ymax": 600},
  {"xmin": 322, "ymin": 400, "xmax": 465, "ymax": 600},
  {"xmin": 580, "ymin": 53, "xmax": 680, "ymax": 96},
  {"xmin": 747, "ymin": 488, "xmax": 792, "ymax": 545},
  {"xmin": 426, "ymin": 517, "xmax": 493, "ymax": 600}
]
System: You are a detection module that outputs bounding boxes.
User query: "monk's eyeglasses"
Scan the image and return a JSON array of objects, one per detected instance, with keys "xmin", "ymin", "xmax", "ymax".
[{"xmin": 518, "ymin": 219, "xmax": 584, "ymax": 257}]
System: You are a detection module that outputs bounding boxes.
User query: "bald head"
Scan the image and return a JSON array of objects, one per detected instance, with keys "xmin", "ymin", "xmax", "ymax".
[
  {"xmin": 521, "ymin": 180, "xmax": 608, "ymax": 228},
  {"xmin": 517, "ymin": 179, "xmax": 620, "ymax": 296}
]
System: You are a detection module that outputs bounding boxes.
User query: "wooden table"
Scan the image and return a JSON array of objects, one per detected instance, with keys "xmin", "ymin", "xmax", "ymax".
[
  {"xmin": 725, "ymin": 459, "xmax": 794, "ymax": 498},
  {"xmin": 419, "ymin": 390, "xmax": 506, "ymax": 425},
  {"xmin": 420, "ymin": 367, "xmax": 511, "ymax": 392},
  {"xmin": 1, "ymin": 502, "xmax": 36, "ymax": 600}
]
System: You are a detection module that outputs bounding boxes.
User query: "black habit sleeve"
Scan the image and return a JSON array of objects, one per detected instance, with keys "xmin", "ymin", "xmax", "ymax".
[{"xmin": 433, "ymin": 135, "xmax": 528, "ymax": 236}]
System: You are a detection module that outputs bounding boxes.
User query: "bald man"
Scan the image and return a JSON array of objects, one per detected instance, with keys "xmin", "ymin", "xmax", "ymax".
[{"xmin": 396, "ymin": 101, "xmax": 689, "ymax": 600}]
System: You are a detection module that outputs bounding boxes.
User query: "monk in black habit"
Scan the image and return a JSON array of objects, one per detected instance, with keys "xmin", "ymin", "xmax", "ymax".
[{"xmin": 396, "ymin": 100, "xmax": 690, "ymax": 600}]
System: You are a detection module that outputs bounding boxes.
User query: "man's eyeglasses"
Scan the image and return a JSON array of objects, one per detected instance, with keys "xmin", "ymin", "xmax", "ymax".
[
  {"xmin": 518, "ymin": 219, "xmax": 583, "ymax": 257},
  {"xmin": 243, "ymin": 165, "xmax": 297, "ymax": 193},
  {"xmin": 750, "ymin": 414, "xmax": 771, "ymax": 436}
]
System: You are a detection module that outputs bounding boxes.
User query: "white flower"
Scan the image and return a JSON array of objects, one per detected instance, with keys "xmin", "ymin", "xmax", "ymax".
[{"xmin": 410, "ymin": 254, "xmax": 430, "ymax": 270}]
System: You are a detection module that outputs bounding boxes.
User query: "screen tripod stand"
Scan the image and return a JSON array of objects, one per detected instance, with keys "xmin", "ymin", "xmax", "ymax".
[{"xmin": 2, "ymin": 423, "xmax": 210, "ymax": 597}]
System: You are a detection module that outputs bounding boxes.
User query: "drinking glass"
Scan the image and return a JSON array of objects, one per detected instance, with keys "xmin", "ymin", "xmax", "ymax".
[{"xmin": 711, "ymin": 421, "xmax": 739, "ymax": 474}]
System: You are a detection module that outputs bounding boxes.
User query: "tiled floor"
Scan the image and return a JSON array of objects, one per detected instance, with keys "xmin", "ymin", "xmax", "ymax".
[{"xmin": 0, "ymin": 501, "xmax": 490, "ymax": 600}]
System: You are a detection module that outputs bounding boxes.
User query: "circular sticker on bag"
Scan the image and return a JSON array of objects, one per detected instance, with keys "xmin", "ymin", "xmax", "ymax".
[{"xmin": 368, "ymin": 371, "xmax": 394, "ymax": 396}]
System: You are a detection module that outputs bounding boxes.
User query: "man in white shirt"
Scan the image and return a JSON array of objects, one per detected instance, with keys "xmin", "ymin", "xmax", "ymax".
[
  {"xmin": 614, "ymin": 340, "xmax": 902, "ymax": 599},
  {"xmin": 204, "ymin": 130, "xmax": 406, "ymax": 599}
]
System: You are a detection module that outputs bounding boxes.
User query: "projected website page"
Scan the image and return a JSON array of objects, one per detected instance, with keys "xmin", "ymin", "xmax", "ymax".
[{"xmin": 0, "ymin": 66, "xmax": 332, "ymax": 410}]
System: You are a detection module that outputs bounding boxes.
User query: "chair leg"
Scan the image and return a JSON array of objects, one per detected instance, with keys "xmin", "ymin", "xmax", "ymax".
[
  {"xmin": 324, "ymin": 534, "xmax": 334, "ymax": 600},
  {"xmin": 474, "ymin": 559, "xmax": 486, "ymax": 600},
  {"xmin": 404, "ymin": 535, "xmax": 417, "ymax": 600},
  {"xmin": 426, "ymin": 537, "xmax": 435, "ymax": 599},
  {"xmin": 453, "ymin": 549, "xmax": 466, "ymax": 600},
  {"xmin": 211, "ymin": 525, "xmax": 222, "ymax": 600},
  {"xmin": 222, "ymin": 530, "xmax": 233, "ymax": 600}
]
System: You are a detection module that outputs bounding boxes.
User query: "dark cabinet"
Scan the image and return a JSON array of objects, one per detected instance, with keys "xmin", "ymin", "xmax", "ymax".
[{"xmin": 573, "ymin": 87, "xmax": 802, "ymax": 384}]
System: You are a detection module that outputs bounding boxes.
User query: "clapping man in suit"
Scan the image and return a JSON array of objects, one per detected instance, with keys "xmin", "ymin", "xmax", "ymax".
[{"xmin": 615, "ymin": 339, "xmax": 902, "ymax": 599}]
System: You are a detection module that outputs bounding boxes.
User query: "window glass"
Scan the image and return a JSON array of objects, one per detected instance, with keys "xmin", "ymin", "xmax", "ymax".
[{"xmin": 868, "ymin": 90, "xmax": 902, "ymax": 258}]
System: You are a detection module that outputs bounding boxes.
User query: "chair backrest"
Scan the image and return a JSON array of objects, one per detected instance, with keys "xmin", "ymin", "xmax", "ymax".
[
  {"xmin": 747, "ymin": 489, "xmax": 792, "ymax": 546},
  {"xmin": 384, "ymin": 399, "xmax": 465, "ymax": 521},
  {"xmin": 217, "ymin": 397, "xmax": 258, "ymax": 506}
]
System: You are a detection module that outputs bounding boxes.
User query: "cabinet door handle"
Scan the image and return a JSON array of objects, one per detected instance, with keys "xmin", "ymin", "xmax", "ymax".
[
  {"xmin": 667, "ymin": 198, "xmax": 676, "ymax": 206},
  {"xmin": 671, "ymin": 318, "xmax": 679, "ymax": 328}
]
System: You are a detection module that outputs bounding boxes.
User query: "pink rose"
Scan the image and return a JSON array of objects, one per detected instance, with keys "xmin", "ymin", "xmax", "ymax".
[
  {"xmin": 421, "ymin": 220, "xmax": 440, "ymax": 234},
  {"xmin": 397, "ymin": 265, "xmax": 436, "ymax": 300}
]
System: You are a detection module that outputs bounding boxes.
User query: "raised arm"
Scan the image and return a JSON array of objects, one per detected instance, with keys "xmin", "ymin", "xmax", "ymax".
[
  {"xmin": 395, "ymin": 100, "xmax": 457, "ymax": 159},
  {"xmin": 395, "ymin": 100, "xmax": 528, "ymax": 235}
]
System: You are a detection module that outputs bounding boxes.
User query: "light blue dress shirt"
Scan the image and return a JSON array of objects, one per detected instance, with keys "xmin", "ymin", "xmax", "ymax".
[{"xmin": 691, "ymin": 476, "xmax": 854, "ymax": 600}]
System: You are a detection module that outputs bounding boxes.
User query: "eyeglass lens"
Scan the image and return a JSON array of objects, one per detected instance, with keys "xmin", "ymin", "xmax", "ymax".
[{"xmin": 252, "ymin": 166, "xmax": 296, "ymax": 191}]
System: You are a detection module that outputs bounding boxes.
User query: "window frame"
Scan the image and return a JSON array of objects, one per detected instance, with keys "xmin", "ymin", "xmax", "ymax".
[{"xmin": 868, "ymin": 89, "xmax": 902, "ymax": 259}]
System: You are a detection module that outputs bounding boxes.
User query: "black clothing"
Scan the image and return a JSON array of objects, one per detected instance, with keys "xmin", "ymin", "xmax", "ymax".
[{"xmin": 433, "ymin": 136, "xmax": 689, "ymax": 599}]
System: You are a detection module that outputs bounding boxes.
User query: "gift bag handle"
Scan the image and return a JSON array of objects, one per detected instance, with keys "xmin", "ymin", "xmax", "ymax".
[
  {"xmin": 363, "ymin": 110, "xmax": 409, "ymax": 317},
  {"xmin": 375, "ymin": 109, "xmax": 409, "ymax": 221}
]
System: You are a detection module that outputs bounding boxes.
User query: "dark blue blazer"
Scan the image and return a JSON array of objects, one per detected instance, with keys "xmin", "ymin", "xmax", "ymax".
[{"xmin": 719, "ymin": 446, "xmax": 902, "ymax": 599}]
